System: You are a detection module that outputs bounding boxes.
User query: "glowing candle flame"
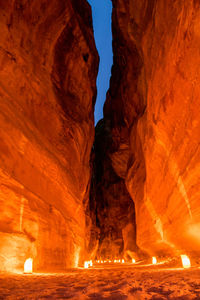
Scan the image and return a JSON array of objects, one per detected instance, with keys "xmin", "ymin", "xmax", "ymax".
[
  {"xmin": 89, "ymin": 260, "xmax": 93, "ymax": 267},
  {"xmin": 101, "ymin": 260, "xmax": 103, "ymax": 263},
  {"xmin": 84, "ymin": 261, "xmax": 89, "ymax": 268},
  {"xmin": 181, "ymin": 255, "xmax": 191, "ymax": 269},
  {"xmin": 97, "ymin": 260, "xmax": 100, "ymax": 263},
  {"xmin": 114, "ymin": 260, "xmax": 117, "ymax": 263},
  {"xmin": 122, "ymin": 259, "xmax": 124, "ymax": 263},
  {"xmin": 119, "ymin": 259, "xmax": 121, "ymax": 263},
  {"xmin": 132, "ymin": 258, "xmax": 136, "ymax": 263},
  {"xmin": 152, "ymin": 257, "xmax": 157, "ymax": 264},
  {"xmin": 24, "ymin": 258, "xmax": 33, "ymax": 274}
]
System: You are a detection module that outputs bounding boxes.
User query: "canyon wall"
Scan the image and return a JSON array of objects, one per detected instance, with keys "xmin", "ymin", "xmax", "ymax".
[
  {"xmin": 0, "ymin": 0, "xmax": 98, "ymax": 272},
  {"xmin": 103, "ymin": 0, "xmax": 200, "ymax": 257}
]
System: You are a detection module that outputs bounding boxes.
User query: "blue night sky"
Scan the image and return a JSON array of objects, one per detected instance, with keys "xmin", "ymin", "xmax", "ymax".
[{"xmin": 87, "ymin": 0, "xmax": 113, "ymax": 124}]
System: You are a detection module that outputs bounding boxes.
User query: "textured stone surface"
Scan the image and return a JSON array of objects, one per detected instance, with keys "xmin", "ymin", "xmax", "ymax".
[
  {"xmin": 0, "ymin": 0, "xmax": 98, "ymax": 271},
  {"xmin": 104, "ymin": 0, "xmax": 200, "ymax": 257},
  {"xmin": 90, "ymin": 119, "xmax": 137, "ymax": 260}
]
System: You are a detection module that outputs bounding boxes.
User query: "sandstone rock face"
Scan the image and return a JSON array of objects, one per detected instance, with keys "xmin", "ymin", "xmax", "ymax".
[
  {"xmin": 90, "ymin": 119, "xmax": 137, "ymax": 260},
  {"xmin": 0, "ymin": 0, "xmax": 98, "ymax": 272},
  {"xmin": 104, "ymin": 0, "xmax": 200, "ymax": 257}
]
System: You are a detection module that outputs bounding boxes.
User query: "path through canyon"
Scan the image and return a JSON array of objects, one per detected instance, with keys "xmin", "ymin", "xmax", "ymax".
[{"xmin": 0, "ymin": 264, "xmax": 200, "ymax": 299}]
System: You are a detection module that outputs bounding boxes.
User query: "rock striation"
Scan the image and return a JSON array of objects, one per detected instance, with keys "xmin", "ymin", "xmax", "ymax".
[
  {"xmin": 0, "ymin": 0, "xmax": 98, "ymax": 272},
  {"xmin": 103, "ymin": 0, "xmax": 200, "ymax": 257}
]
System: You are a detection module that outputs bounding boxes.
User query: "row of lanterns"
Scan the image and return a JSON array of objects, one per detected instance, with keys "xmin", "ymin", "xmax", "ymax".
[
  {"xmin": 84, "ymin": 255, "xmax": 191, "ymax": 269},
  {"xmin": 95, "ymin": 259, "xmax": 125, "ymax": 264},
  {"xmin": 23, "ymin": 254, "xmax": 191, "ymax": 274}
]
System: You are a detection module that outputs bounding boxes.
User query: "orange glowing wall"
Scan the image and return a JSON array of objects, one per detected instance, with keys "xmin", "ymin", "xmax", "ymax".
[
  {"xmin": 106, "ymin": 0, "xmax": 200, "ymax": 257},
  {"xmin": 0, "ymin": 0, "xmax": 98, "ymax": 272}
]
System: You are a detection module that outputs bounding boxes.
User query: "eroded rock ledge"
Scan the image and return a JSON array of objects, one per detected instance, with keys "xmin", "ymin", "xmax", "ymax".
[{"xmin": 0, "ymin": 0, "xmax": 98, "ymax": 272}]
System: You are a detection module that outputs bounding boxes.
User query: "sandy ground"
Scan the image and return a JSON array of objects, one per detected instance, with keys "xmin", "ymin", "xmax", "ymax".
[{"xmin": 0, "ymin": 264, "xmax": 200, "ymax": 299}]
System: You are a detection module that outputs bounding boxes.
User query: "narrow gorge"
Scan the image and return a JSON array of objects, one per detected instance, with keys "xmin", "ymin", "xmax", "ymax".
[
  {"xmin": 90, "ymin": 0, "xmax": 200, "ymax": 262},
  {"xmin": 0, "ymin": 0, "xmax": 200, "ymax": 298}
]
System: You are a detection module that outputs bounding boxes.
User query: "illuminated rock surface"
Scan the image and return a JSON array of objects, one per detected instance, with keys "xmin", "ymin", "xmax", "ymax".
[
  {"xmin": 103, "ymin": 0, "xmax": 200, "ymax": 257},
  {"xmin": 0, "ymin": 265, "xmax": 200, "ymax": 299},
  {"xmin": 0, "ymin": 0, "xmax": 98, "ymax": 271}
]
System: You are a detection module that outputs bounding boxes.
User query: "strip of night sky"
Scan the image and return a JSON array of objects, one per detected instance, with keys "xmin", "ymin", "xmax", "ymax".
[{"xmin": 87, "ymin": 0, "xmax": 113, "ymax": 124}]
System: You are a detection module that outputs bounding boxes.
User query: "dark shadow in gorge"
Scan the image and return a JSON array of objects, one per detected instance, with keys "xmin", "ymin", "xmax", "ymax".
[{"xmin": 88, "ymin": 119, "xmax": 138, "ymax": 259}]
